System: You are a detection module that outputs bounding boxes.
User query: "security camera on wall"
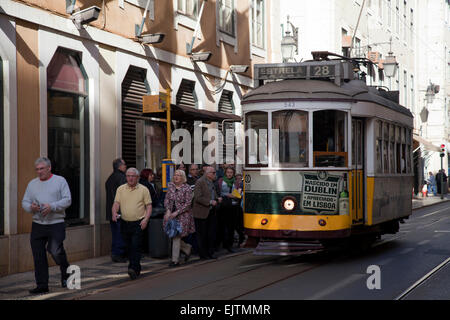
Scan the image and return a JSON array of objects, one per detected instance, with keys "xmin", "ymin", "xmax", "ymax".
[{"xmin": 71, "ymin": 6, "xmax": 101, "ymax": 29}]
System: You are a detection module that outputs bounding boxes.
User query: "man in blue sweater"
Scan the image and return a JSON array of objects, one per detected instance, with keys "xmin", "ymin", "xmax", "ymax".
[{"xmin": 22, "ymin": 157, "xmax": 72, "ymax": 295}]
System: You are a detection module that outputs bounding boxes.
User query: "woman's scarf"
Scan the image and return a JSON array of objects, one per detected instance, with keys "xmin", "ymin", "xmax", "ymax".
[{"xmin": 223, "ymin": 176, "xmax": 235, "ymax": 189}]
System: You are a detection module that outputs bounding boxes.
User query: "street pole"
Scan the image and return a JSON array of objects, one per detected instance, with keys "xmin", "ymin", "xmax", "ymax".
[
  {"xmin": 441, "ymin": 156, "xmax": 444, "ymax": 200},
  {"xmin": 166, "ymin": 88, "xmax": 172, "ymax": 160}
]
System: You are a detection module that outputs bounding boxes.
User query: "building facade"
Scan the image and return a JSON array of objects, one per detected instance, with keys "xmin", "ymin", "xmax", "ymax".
[
  {"xmin": 279, "ymin": 0, "xmax": 449, "ymax": 191},
  {"xmin": 0, "ymin": 0, "xmax": 281, "ymax": 276},
  {"xmin": 415, "ymin": 0, "xmax": 450, "ymax": 178}
]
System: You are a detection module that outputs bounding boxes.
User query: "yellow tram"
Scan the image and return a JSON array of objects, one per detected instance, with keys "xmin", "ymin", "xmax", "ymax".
[{"xmin": 242, "ymin": 53, "xmax": 414, "ymax": 255}]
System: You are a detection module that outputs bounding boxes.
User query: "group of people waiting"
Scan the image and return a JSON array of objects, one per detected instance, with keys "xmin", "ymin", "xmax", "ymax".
[
  {"xmin": 422, "ymin": 170, "xmax": 448, "ymax": 197},
  {"xmin": 106, "ymin": 159, "xmax": 246, "ymax": 280},
  {"xmin": 21, "ymin": 156, "xmax": 246, "ymax": 294}
]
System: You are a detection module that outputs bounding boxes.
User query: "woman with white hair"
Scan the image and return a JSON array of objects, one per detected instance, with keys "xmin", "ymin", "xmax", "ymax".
[{"xmin": 163, "ymin": 169, "xmax": 195, "ymax": 266}]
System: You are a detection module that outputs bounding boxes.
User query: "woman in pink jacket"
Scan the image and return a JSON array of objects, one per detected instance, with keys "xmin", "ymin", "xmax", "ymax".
[{"xmin": 163, "ymin": 170, "xmax": 195, "ymax": 266}]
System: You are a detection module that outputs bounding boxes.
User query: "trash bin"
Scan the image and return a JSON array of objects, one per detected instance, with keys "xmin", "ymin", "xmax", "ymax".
[{"xmin": 148, "ymin": 206, "xmax": 171, "ymax": 258}]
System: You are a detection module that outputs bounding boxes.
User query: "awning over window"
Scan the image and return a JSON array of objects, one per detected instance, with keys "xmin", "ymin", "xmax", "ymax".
[
  {"xmin": 47, "ymin": 51, "xmax": 86, "ymax": 95},
  {"xmin": 144, "ymin": 104, "xmax": 241, "ymax": 123},
  {"xmin": 413, "ymin": 134, "xmax": 441, "ymax": 152}
]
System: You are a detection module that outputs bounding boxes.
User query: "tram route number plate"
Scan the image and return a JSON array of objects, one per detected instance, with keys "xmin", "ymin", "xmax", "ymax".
[{"xmin": 256, "ymin": 64, "xmax": 336, "ymax": 80}]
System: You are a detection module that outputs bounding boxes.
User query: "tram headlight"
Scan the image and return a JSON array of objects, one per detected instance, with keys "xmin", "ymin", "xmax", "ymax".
[{"xmin": 281, "ymin": 196, "xmax": 297, "ymax": 211}]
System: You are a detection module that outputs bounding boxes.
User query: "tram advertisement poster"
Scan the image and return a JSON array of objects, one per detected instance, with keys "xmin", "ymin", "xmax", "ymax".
[{"xmin": 300, "ymin": 172, "xmax": 342, "ymax": 214}]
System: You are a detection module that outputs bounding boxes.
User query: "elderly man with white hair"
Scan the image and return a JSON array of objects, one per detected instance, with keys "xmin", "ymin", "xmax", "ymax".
[
  {"xmin": 22, "ymin": 157, "xmax": 72, "ymax": 294},
  {"xmin": 112, "ymin": 167, "xmax": 152, "ymax": 280}
]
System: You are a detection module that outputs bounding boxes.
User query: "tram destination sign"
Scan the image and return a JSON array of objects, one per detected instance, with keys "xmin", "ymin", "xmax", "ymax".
[{"xmin": 255, "ymin": 62, "xmax": 338, "ymax": 81}]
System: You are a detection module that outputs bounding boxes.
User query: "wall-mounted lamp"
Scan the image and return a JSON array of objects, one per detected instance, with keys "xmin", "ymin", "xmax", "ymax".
[
  {"xmin": 134, "ymin": 0, "xmax": 164, "ymax": 45},
  {"xmin": 382, "ymin": 37, "xmax": 398, "ymax": 78},
  {"xmin": 137, "ymin": 33, "xmax": 165, "ymax": 44},
  {"xmin": 190, "ymin": 51, "xmax": 212, "ymax": 62},
  {"xmin": 420, "ymin": 82, "xmax": 439, "ymax": 123},
  {"xmin": 186, "ymin": 0, "xmax": 209, "ymax": 62},
  {"xmin": 425, "ymin": 82, "xmax": 440, "ymax": 104},
  {"xmin": 71, "ymin": 6, "xmax": 101, "ymax": 29},
  {"xmin": 383, "ymin": 52, "xmax": 398, "ymax": 78},
  {"xmin": 230, "ymin": 65, "xmax": 249, "ymax": 73}
]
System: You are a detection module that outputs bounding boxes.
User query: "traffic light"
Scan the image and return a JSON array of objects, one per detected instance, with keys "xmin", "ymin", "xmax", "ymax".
[{"xmin": 440, "ymin": 144, "xmax": 446, "ymax": 157}]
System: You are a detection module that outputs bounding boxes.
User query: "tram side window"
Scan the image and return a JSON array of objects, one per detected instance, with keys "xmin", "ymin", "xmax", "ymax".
[
  {"xmin": 406, "ymin": 128, "xmax": 412, "ymax": 173},
  {"xmin": 389, "ymin": 123, "xmax": 395, "ymax": 173},
  {"xmin": 401, "ymin": 127, "xmax": 406, "ymax": 174},
  {"xmin": 313, "ymin": 110, "xmax": 347, "ymax": 167},
  {"xmin": 375, "ymin": 120, "xmax": 383, "ymax": 173},
  {"xmin": 272, "ymin": 110, "xmax": 308, "ymax": 167},
  {"xmin": 383, "ymin": 122, "xmax": 389, "ymax": 173},
  {"xmin": 396, "ymin": 125, "xmax": 402, "ymax": 173},
  {"xmin": 245, "ymin": 112, "xmax": 268, "ymax": 166}
]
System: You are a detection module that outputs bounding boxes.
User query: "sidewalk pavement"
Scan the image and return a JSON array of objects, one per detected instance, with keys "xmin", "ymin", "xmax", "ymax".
[
  {"xmin": 1, "ymin": 195, "xmax": 450, "ymax": 300},
  {"xmin": 0, "ymin": 245, "xmax": 249, "ymax": 300},
  {"xmin": 412, "ymin": 193, "xmax": 450, "ymax": 209}
]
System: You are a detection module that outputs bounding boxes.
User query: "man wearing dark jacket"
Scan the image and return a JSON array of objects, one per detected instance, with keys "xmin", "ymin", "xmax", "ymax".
[
  {"xmin": 193, "ymin": 166, "xmax": 222, "ymax": 259},
  {"xmin": 187, "ymin": 164, "xmax": 200, "ymax": 188},
  {"xmin": 105, "ymin": 158, "xmax": 127, "ymax": 262}
]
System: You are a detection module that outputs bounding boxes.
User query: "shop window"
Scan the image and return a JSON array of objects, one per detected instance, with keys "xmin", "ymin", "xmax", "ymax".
[
  {"xmin": 272, "ymin": 110, "xmax": 308, "ymax": 167},
  {"xmin": 313, "ymin": 110, "xmax": 347, "ymax": 167},
  {"xmin": 245, "ymin": 112, "xmax": 268, "ymax": 166},
  {"xmin": 144, "ymin": 121, "xmax": 167, "ymax": 172},
  {"xmin": 47, "ymin": 48, "xmax": 89, "ymax": 225}
]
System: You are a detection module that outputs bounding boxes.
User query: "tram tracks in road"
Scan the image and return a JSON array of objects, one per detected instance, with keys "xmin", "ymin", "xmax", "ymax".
[
  {"xmin": 160, "ymin": 253, "xmax": 332, "ymax": 300},
  {"xmin": 395, "ymin": 256, "xmax": 450, "ymax": 300},
  {"xmin": 372, "ymin": 201, "xmax": 450, "ymax": 250}
]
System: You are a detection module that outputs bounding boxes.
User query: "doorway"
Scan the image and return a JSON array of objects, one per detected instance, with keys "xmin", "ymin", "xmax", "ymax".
[{"xmin": 351, "ymin": 118, "xmax": 365, "ymax": 223}]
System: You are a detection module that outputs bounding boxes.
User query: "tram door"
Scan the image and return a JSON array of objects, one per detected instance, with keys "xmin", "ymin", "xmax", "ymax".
[{"xmin": 351, "ymin": 119, "xmax": 364, "ymax": 224}]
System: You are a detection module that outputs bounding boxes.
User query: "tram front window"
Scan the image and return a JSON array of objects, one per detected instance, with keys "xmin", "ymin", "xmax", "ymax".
[
  {"xmin": 313, "ymin": 110, "xmax": 347, "ymax": 167},
  {"xmin": 245, "ymin": 112, "xmax": 268, "ymax": 166},
  {"xmin": 272, "ymin": 110, "xmax": 308, "ymax": 167}
]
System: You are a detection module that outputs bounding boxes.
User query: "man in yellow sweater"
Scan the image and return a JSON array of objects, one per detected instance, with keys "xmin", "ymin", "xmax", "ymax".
[{"xmin": 112, "ymin": 168, "xmax": 152, "ymax": 280}]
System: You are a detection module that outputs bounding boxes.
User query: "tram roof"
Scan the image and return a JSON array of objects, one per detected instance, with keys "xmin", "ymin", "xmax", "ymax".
[{"xmin": 242, "ymin": 79, "xmax": 413, "ymax": 118}]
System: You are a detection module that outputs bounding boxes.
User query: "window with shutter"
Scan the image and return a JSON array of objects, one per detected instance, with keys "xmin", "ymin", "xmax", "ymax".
[
  {"xmin": 121, "ymin": 66, "xmax": 150, "ymax": 169},
  {"xmin": 176, "ymin": 79, "xmax": 197, "ymax": 109},
  {"xmin": 218, "ymin": 90, "xmax": 235, "ymax": 163}
]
